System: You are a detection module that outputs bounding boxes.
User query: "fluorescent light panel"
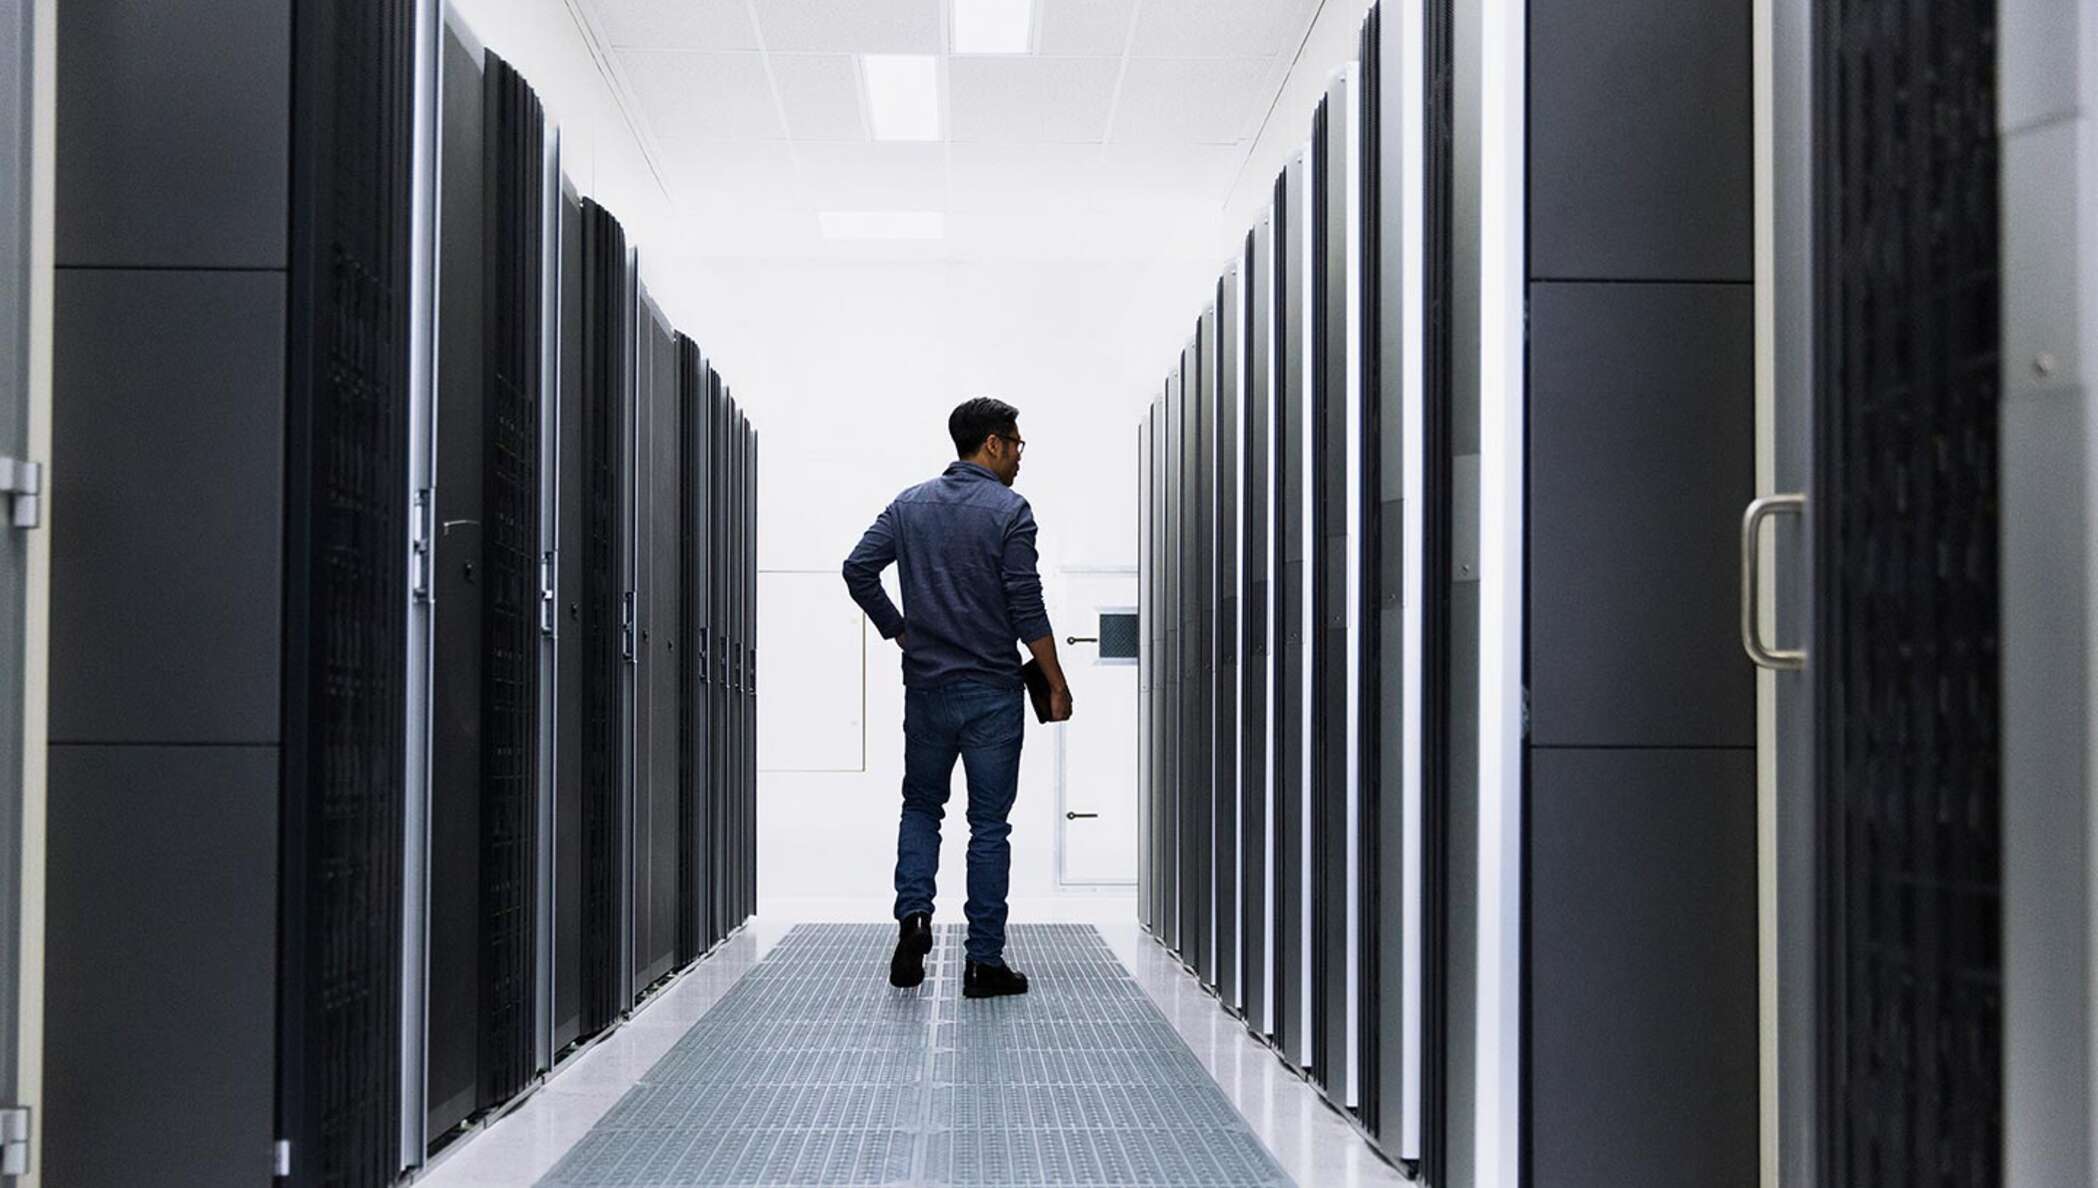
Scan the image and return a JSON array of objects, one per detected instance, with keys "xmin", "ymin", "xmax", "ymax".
[
  {"xmin": 818, "ymin": 211, "xmax": 945, "ymax": 240},
  {"xmin": 861, "ymin": 54, "xmax": 942, "ymax": 141},
  {"xmin": 953, "ymin": 0, "xmax": 1033, "ymax": 53}
]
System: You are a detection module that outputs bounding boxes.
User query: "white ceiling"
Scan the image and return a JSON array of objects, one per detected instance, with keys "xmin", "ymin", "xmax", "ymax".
[{"xmin": 577, "ymin": 0, "xmax": 1323, "ymax": 260}]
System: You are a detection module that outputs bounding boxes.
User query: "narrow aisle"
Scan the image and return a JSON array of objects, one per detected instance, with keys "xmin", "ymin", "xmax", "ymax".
[{"xmin": 420, "ymin": 922, "xmax": 1406, "ymax": 1187}]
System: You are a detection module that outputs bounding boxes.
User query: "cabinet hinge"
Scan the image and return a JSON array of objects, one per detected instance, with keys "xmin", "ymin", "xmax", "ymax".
[
  {"xmin": 0, "ymin": 1105, "xmax": 30, "ymax": 1176},
  {"xmin": 0, "ymin": 458, "xmax": 42, "ymax": 529}
]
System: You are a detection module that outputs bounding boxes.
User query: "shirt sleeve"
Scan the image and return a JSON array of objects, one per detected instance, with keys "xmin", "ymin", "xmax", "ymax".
[
  {"xmin": 841, "ymin": 502, "xmax": 907, "ymax": 640},
  {"xmin": 1002, "ymin": 500, "xmax": 1053, "ymax": 645}
]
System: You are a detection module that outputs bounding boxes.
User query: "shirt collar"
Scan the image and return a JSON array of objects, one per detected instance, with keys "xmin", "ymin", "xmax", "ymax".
[{"xmin": 945, "ymin": 460, "xmax": 1000, "ymax": 483}]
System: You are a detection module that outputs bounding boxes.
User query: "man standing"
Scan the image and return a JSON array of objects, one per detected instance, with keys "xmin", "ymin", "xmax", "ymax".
[{"xmin": 842, "ymin": 397, "xmax": 1075, "ymax": 998}]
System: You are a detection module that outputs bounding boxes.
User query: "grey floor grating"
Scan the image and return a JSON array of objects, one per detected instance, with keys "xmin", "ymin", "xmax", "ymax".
[{"xmin": 536, "ymin": 923, "xmax": 1296, "ymax": 1187}]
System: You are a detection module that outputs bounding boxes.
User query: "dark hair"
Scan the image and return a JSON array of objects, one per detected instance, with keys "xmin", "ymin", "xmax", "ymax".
[{"xmin": 949, "ymin": 397, "xmax": 1020, "ymax": 458}]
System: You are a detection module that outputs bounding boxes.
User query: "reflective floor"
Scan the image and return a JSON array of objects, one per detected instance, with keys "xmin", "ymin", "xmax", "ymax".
[{"xmin": 419, "ymin": 906, "xmax": 1409, "ymax": 1183}]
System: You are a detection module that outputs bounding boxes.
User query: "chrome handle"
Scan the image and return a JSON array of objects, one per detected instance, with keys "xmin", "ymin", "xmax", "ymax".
[{"xmin": 1741, "ymin": 493, "xmax": 1806, "ymax": 671}]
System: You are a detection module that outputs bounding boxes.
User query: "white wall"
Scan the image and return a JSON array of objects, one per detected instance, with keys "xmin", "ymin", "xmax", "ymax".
[{"xmin": 677, "ymin": 256, "xmax": 1217, "ymax": 914}]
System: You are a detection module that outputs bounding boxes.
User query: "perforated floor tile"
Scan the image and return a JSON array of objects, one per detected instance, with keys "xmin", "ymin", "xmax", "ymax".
[{"xmin": 535, "ymin": 924, "xmax": 1295, "ymax": 1187}]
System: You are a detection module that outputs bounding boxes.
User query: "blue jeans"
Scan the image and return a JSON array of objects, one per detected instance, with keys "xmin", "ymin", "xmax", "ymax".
[{"xmin": 893, "ymin": 680, "xmax": 1024, "ymax": 964}]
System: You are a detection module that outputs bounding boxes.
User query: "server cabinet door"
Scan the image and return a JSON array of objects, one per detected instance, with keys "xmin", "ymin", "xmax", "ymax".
[
  {"xmin": 674, "ymin": 339, "xmax": 706, "ymax": 966},
  {"xmin": 427, "ymin": 22, "xmax": 486, "ymax": 1140},
  {"xmin": 1162, "ymin": 370, "xmax": 1182, "ymax": 953},
  {"xmin": 1275, "ymin": 154, "xmax": 1312, "ymax": 1067},
  {"xmin": 553, "ymin": 183, "xmax": 586, "ymax": 1051},
  {"xmin": 1214, "ymin": 268, "xmax": 1242, "ymax": 1010},
  {"xmin": 1244, "ymin": 219, "xmax": 1276, "ymax": 1039},
  {"xmin": 1190, "ymin": 313, "xmax": 1216, "ymax": 989},
  {"xmin": 576, "ymin": 202, "xmax": 629, "ymax": 1040}
]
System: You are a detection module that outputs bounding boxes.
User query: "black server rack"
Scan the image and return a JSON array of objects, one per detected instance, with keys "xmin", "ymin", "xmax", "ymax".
[
  {"xmin": 635, "ymin": 296, "xmax": 681, "ymax": 993},
  {"xmin": 553, "ymin": 180, "xmax": 587, "ymax": 1052},
  {"xmin": 1163, "ymin": 365, "xmax": 1183, "ymax": 955},
  {"xmin": 575, "ymin": 199, "xmax": 630, "ymax": 1040},
  {"xmin": 1143, "ymin": 394, "xmax": 1164, "ymax": 937},
  {"xmin": 48, "ymin": 0, "xmax": 418, "ymax": 1182},
  {"xmin": 1141, "ymin": 413, "xmax": 1158, "ymax": 936},
  {"xmin": 1214, "ymin": 271, "xmax": 1242, "ymax": 1012},
  {"xmin": 427, "ymin": 33, "xmax": 547, "ymax": 1141},
  {"xmin": 707, "ymin": 379, "xmax": 729, "ymax": 946},
  {"xmin": 744, "ymin": 413, "xmax": 760, "ymax": 923},
  {"xmin": 729, "ymin": 404, "xmax": 749, "ymax": 927},
  {"xmin": 1275, "ymin": 156, "xmax": 1309, "ymax": 1066},
  {"xmin": 429, "ymin": 17, "xmax": 488, "ymax": 1141},
  {"xmin": 1190, "ymin": 317, "xmax": 1215, "ymax": 988},
  {"xmin": 1312, "ymin": 85, "xmax": 1357, "ymax": 1102},
  {"xmin": 675, "ymin": 337, "xmax": 709, "ymax": 966},
  {"xmin": 1816, "ymin": 0, "xmax": 2002, "ymax": 1180},
  {"xmin": 1243, "ymin": 220, "xmax": 1275, "ymax": 1038}
]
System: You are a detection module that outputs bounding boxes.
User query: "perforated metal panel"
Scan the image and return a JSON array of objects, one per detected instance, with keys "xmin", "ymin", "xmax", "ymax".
[
  {"xmin": 280, "ymin": 0, "xmax": 414, "ymax": 1182},
  {"xmin": 579, "ymin": 200, "xmax": 629, "ymax": 1038},
  {"xmin": 478, "ymin": 48, "xmax": 545, "ymax": 1109},
  {"xmin": 1816, "ymin": 0, "xmax": 2003, "ymax": 1182},
  {"xmin": 1097, "ymin": 612, "xmax": 1140, "ymax": 661},
  {"xmin": 538, "ymin": 924, "xmax": 1293, "ymax": 1187}
]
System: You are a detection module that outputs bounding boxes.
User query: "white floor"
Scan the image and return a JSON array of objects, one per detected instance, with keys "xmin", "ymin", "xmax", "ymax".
[{"xmin": 415, "ymin": 898, "xmax": 1410, "ymax": 1188}]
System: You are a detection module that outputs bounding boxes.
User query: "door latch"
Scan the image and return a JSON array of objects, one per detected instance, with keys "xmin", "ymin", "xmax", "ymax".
[
  {"xmin": 1065, "ymin": 811, "xmax": 1099, "ymax": 821},
  {"xmin": 0, "ymin": 458, "xmax": 42, "ymax": 529},
  {"xmin": 0, "ymin": 1106, "xmax": 31, "ymax": 1175}
]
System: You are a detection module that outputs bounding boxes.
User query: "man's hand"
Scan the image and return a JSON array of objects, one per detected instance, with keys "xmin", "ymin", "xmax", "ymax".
[{"xmin": 1048, "ymin": 682, "xmax": 1074, "ymax": 723}]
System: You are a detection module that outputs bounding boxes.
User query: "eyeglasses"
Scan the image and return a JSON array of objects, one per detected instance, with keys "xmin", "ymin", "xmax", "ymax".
[{"xmin": 997, "ymin": 433, "xmax": 1027, "ymax": 456}]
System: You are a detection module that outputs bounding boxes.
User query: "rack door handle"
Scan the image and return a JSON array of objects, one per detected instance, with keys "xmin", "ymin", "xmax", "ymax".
[
  {"xmin": 1066, "ymin": 635, "xmax": 1099, "ymax": 646},
  {"xmin": 1741, "ymin": 493, "xmax": 1807, "ymax": 671},
  {"xmin": 1065, "ymin": 811, "xmax": 1098, "ymax": 821}
]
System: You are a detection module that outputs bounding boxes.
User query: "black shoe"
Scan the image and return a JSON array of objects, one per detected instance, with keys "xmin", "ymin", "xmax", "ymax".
[
  {"xmin": 888, "ymin": 913, "xmax": 934, "ymax": 988},
  {"xmin": 962, "ymin": 959, "xmax": 1029, "ymax": 999}
]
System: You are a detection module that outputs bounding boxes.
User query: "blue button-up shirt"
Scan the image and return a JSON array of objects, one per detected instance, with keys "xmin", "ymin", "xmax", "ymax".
[{"xmin": 842, "ymin": 461, "xmax": 1053, "ymax": 691}]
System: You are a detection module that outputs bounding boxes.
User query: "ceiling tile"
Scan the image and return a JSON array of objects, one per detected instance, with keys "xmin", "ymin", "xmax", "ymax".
[
  {"xmin": 1111, "ymin": 58, "xmax": 1271, "ymax": 143},
  {"xmin": 594, "ymin": 0, "xmax": 762, "ymax": 50},
  {"xmin": 621, "ymin": 50, "xmax": 787, "ymax": 140},
  {"xmin": 948, "ymin": 142, "xmax": 1102, "ymax": 209},
  {"xmin": 948, "ymin": 56, "xmax": 1122, "ymax": 142},
  {"xmin": 755, "ymin": 0, "xmax": 942, "ymax": 53},
  {"xmin": 770, "ymin": 54, "xmax": 868, "ymax": 140},
  {"xmin": 1099, "ymin": 141, "xmax": 1247, "ymax": 195},
  {"xmin": 1036, "ymin": 0, "xmax": 1136, "ymax": 55},
  {"xmin": 656, "ymin": 140, "xmax": 800, "ymax": 196},
  {"xmin": 1127, "ymin": 0, "xmax": 1316, "ymax": 58},
  {"xmin": 795, "ymin": 141, "xmax": 949, "ymax": 201}
]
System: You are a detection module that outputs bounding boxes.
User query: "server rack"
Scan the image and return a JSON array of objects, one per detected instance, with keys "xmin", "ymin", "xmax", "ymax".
[
  {"xmin": 1163, "ymin": 370, "xmax": 1182, "ymax": 953},
  {"xmin": 1190, "ymin": 313, "xmax": 1216, "ymax": 988},
  {"xmin": 1214, "ymin": 268, "xmax": 1243, "ymax": 1012},
  {"xmin": 1137, "ymin": 410, "xmax": 1155, "ymax": 935},
  {"xmin": 426, "ymin": 30, "xmax": 548, "ymax": 1142},
  {"xmin": 575, "ymin": 199, "xmax": 630, "ymax": 1041},
  {"xmin": 551, "ymin": 180, "xmax": 588, "ymax": 1052},
  {"xmin": 675, "ymin": 337, "xmax": 709, "ymax": 966},
  {"xmin": 1244, "ymin": 217, "xmax": 1277, "ymax": 1039},
  {"xmin": 1275, "ymin": 154, "xmax": 1311, "ymax": 1067},
  {"xmin": 744, "ymin": 413, "xmax": 760, "ymax": 922},
  {"xmin": 52, "ymin": 0, "xmax": 422, "ymax": 1178},
  {"xmin": 635, "ymin": 294, "xmax": 681, "ymax": 993}
]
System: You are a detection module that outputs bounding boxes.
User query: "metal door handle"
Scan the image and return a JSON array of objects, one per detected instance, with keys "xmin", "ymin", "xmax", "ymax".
[
  {"xmin": 1741, "ymin": 493, "xmax": 1807, "ymax": 671},
  {"xmin": 1066, "ymin": 635, "xmax": 1098, "ymax": 646},
  {"xmin": 1065, "ymin": 811, "xmax": 1098, "ymax": 820}
]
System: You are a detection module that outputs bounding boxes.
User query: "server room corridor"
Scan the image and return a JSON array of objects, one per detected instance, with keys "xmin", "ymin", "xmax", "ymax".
[{"xmin": 9, "ymin": 0, "xmax": 2098, "ymax": 1186}]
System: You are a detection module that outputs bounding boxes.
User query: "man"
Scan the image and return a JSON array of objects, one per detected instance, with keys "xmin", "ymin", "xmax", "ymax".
[{"xmin": 842, "ymin": 397, "xmax": 1075, "ymax": 999}]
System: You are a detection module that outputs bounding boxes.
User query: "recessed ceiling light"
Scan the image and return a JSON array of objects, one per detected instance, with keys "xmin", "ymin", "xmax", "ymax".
[
  {"xmin": 818, "ymin": 211, "xmax": 946, "ymax": 241},
  {"xmin": 953, "ymin": 0, "xmax": 1033, "ymax": 53},
  {"xmin": 860, "ymin": 54, "xmax": 942, "ymax": 141}
]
